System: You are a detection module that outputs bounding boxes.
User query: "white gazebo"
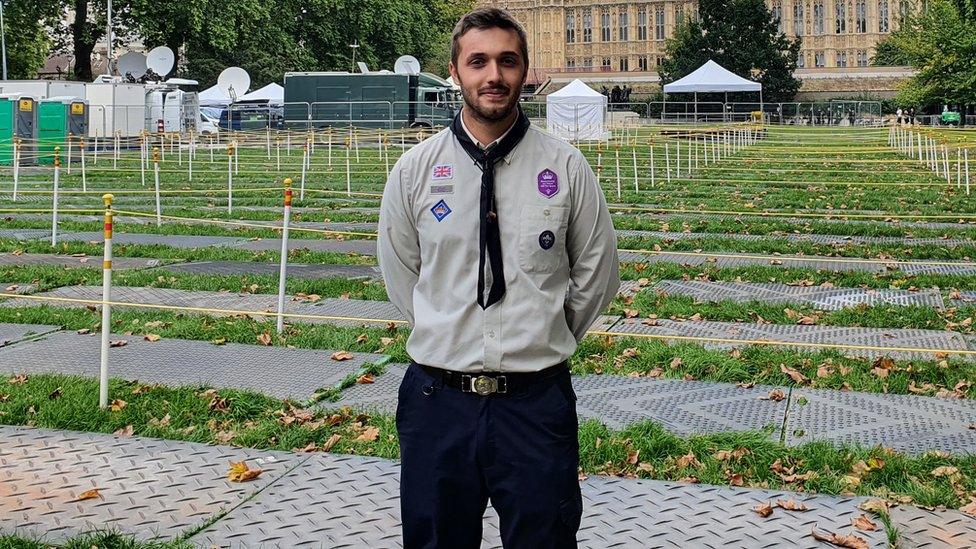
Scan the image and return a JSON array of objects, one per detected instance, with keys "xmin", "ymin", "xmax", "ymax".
[
  {"xmin": 240, "ymin": 82, "xmax": 284, "ymax": 104},
  {"xmin": 662, "ymin": 60, "xmax": 763, "ymax": 121},
  {"xmin": 198, "ymin": 84, "xmax": 232, "ymax": 107},
  {"xmin": 545, "ymin": 78, "xmax": 608, "ymax": 141}
]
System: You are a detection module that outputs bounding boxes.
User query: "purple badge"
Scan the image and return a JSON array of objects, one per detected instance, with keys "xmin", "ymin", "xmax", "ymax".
[{"xmin": 537, "ymin": 169, "xmax": 559, "ymax": 198}]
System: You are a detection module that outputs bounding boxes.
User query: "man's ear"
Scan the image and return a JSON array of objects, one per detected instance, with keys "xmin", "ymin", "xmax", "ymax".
[{"xmin": 449, "ymin": 61, "xmax": 459, "ymax": 83}]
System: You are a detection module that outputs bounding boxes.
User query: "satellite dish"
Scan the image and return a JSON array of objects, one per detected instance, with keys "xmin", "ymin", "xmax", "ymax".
[
  {"xmin": 357, "ymin": 62, "xmax": 370, "ymax": 74},
  {"xmin": 217, "ymin": 67, "xmax": 251, "ymax": 102},
  {"xmin": 117, "ymin": 52, "xmax": 148, "ymax": 79},
  {"xmin": 146, "ymin": 46, "xmax": 175, "ymax": 78},
  {"xmin": 394, "ymin": 55, "xmax": 421, "ymax": 76}
]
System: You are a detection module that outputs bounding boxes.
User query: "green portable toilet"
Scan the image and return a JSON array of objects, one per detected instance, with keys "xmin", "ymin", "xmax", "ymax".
[
  {"xmin": 37, "ymin": 97, "xmax": 89, "ymax": 165},
  {"xmin": 0, "ymin": 94, "xmax": 38, "ymax": 166}
]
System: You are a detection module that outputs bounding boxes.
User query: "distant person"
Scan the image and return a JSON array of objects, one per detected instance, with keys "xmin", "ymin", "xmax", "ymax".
[
  {"xmin": 896, "ymin": 107, "xmax": 903, "ymax": 125},
  {"xmin": 909, "ymin": 107, "xmax": 916, "ymax": 125}
]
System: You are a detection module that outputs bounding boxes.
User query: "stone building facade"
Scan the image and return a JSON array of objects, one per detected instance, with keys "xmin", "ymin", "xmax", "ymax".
[{"xmin": 479, "ymin": 0, "xmax": 913, "ymax": 96}]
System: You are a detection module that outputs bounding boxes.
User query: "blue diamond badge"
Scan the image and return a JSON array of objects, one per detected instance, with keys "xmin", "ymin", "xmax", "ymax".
[{"xmin": 430, "ymin": 199, "xmax": 452, "ymax": 222}]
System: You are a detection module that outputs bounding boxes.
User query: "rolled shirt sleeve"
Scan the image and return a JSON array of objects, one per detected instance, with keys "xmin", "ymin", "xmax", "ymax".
[
  {"xmin": 378, "ymin": 160, "xmax": 421, "ymax": 325},
  {"xmin": 564, "ymin": 154, "xmax": 620, "ymax": 340}
]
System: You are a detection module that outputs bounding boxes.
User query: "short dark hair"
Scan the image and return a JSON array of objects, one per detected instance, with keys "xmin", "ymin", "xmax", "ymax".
[{"xmin": 450, "ymin": 8, "xmax": 529, "ymax": 74}]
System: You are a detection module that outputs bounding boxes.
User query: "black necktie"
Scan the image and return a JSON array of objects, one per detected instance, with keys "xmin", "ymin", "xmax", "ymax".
[{"xmin": 450, "ymin": 108, "xmax": 531, "ymax": 309}]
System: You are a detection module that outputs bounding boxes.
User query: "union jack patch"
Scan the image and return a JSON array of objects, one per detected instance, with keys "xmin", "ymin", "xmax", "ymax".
[
  {"xmin": 432, "ymin": 164, "xmax": 453, "ymax": 180},
  {"xmin": 430, "ymin": 199, "xmax": 452, "ymax": 222}
]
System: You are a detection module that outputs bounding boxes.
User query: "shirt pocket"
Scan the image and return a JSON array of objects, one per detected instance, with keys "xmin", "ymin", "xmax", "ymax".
[{"xmin": 518, "ymin": 205, "xmax": 569, "ymax": 274}]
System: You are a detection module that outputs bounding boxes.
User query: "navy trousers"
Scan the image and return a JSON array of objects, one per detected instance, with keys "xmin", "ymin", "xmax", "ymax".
[{"xmin": 396, "ymin": 362, "xmax": 582, "ymax": 549}]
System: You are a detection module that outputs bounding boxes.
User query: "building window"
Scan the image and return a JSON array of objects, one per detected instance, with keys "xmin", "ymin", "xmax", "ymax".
[
  {"xmin": 836, "ymin": 51, "xmax": 848, "ymax": 66},
  {"xmin": 675, "ymin": 4, "xmax": 684, "ymax": 23},
  {"xmin": 836, "ymin": 0, "xmax": 846, "ymax": 33},
  {"xmin": 814, "ymin": 1, "xmax": 825, "ymax": 34},
  {"xmin": 798, "ymin": 53, "xmax": 806, "ymax": 68},
  {"xmin": 655, "ymin": 8, "xmax": 665, "ymax": 40},
  {"xmin": 879, "ymin": 0, "xmax": 890, "ymax": 31},
  {"xmin": 583, "ymin": 10, "xmax": 592, "ymax": 42},
  {"xmin": 772, "ymin": 1, "xmax": 783, "ymax": 32},
  {"xmin": 584, "ymin": 57, "xmax": 593, "ymax": 68},
  {"xmin": 566, "ymin": 12, "xmax": 576, "ymax": 43},
  {"xmin": 656, "ymin": 55, "xmax": 665, "ymax": 66},
  {"xmin": 620, "ymin": 57, "xmax": 629, "ymax": 71},
  {"xmin": 855, "ymin": 0, "xmax": 867, "ymax": 32},
  {"xmin": 601, "ymin": 9, "xmax": 611, "ymax": 42},
  {"xmin": 602, "ymin": 57, "xmax": 612, "ymax": 70},
  {"xmin": 637, "ymin": 8, "xmax": 648, "ymax": 40},
  {"xmin": 794, "ymin": 2, "xmax": 805, "ymax": 35},
  {"xmin": 619, "ymin": 11, "xmax": 629, "ymax": 41},
  {"xmin": 815, "ymin": 51, "xmax": 826, "ymax": 67},
  {"xmin": 638, "ymin": 56, "xmax": 649, "ymax": 71},
  {"xmin": 899, "ymin": 0, "xmax": 909, "ymax": 20},
  {"xmin": 566, "ymin": 58, "xmax": 576, "ymax": 70}
]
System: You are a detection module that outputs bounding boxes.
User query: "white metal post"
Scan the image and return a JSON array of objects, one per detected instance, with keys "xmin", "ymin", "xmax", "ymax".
[
  {"xmin": 153, "ymin": 147, "xmax": 162, "ymax": 226},
  {"xmin": 227, "ymin": 143, "xmax": 234, "ymax": 214},
  {"xmin": 276, "ymin": 178, "xmax": 293, "ymax": 334},
  {"xmin": 51, "ymin": 147, "xmax": 61, "ymax": 246}
]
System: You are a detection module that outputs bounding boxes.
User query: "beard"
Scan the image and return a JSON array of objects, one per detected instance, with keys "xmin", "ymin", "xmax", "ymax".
[{"xmin": 458, "ymin": 79, "xmax": 520, "ymax": 123}]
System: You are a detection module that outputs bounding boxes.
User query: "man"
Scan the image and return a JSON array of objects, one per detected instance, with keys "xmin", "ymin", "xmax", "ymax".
[{"xmin": 378, "ymin": 8, "xmax": 619, "ymax": 549}]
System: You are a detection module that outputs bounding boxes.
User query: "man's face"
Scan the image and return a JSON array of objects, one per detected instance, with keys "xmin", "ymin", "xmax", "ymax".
[{"xmin": 449, "ymin": 27, "xmax": 526, "ymax": 123}]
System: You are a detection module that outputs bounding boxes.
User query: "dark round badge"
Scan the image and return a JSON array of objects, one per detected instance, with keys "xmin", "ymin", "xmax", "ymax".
[{"xmin": 539, "ymin": 230, "xmax": 555, "ymax": 250}]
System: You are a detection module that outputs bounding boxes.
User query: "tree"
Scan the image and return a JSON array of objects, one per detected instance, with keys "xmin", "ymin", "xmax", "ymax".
[
  {"xmin": 1, "ymin": 0, "xmax": 62, "ymax": 78},
  {"xmin": 658, "ymin": 0, "xmax": 801, "ymax": 102},
  {"xmin": 875, "ymin": 0, "xmax": 976, "ymax": 108}
]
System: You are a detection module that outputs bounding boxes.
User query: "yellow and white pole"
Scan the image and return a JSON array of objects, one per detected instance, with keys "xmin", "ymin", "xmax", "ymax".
[
  {"xmin": 153, "ymin": 147, "xmax": 162, "ymax": 226},
  {"xmin": 276, "ymin": 136, "xmax": 281, "ymax": 172},
  {"xmin": 649, "ymin": 140, "xmax": 655, "ymax": 188},
  {"xmin": 276, "ymin": 178, "xmax": 294, "ymax": 334},
  {"xmin": 383, "ymin": 135, "xmax": 390, "ymax": 175},
  {"xmin": 140, "ymin": 132, "xmax": 147, "ymax": 187},
  {"xmin": 51, "ymin": 146, "xmax": 61, "ymax": 246},
  {"xmin": 664, "ymin": 141, "xmax": 671, "ymax": 184},
  {"xmin": 965, "ymin": 148, "xmax": 971, "ymax": 195},
  {"xmin": 99, "ymin": 193, "xmax": 114, "ymax": 409},
  {"xmin": 614, "ymin": 143, "xmax": 621, "ymax": 199},
  {"xmin": 12, "ymin": 139, "xmax": 19, "ymax": 201},
  {"xmin": 300, "ymin": 141, "xmax": 308, "ymax": 201},
  {"xmin": 227, "ymin": 142, "xmax": 235, "ymax": 214},
  {"xmin": 80, "ymin": 137, "xmax": 87, "ymax": 192},
  {"xmin": 66, "ymin": 134, "xmax": 72, "ymax": 174},
  {"xmin": 345, "ymin": 136, "xmax": 352, "ymax": 197}
]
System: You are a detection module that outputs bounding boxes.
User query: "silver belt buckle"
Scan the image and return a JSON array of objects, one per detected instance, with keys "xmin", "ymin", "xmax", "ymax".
[{"xmin": 470, "ymin": 375, "xmax": 507, "ymax": 395}]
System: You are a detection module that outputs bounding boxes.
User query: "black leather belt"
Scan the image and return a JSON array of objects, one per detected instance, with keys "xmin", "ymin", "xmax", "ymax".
[{"xmin": 418, "ymin": 362, "xmax": 568, "ymax": 395}]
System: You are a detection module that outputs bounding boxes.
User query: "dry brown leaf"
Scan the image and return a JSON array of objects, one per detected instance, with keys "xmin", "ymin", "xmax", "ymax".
[
  {"xmin": 753, "ymin": 502, "xmax": 774, "ymax": 517},
  {"xmin": 356, "ymin": 373, "xmax": 375, "ymax": 384},
  {"xmin": 776, "ymin": 499, "xmax": 809, "ymax": 511},
  {"xmin": 357, "ymin": 426, "xmax": 380, "ymax": 442},
  {"xmin": 960, "ymin": 498, "xmax": 976, "ymax": 518},
  {"xmin": 256, "ymin": 332, "xmax": 272, "ymax": 346},
  {"xmin": 851, "ymin": 514, "xmax": 878, "ymax": 532},
  {"xmin": 669, "ymin": 357, "xmax": 683, "ymax": 369},
  {"xmin": 858, "ymin": 499, "xmax": 889, "ymax": 514},
  {"xmin": 72, "ymin": 488, "xmax": 102, "ymax": 502},
  {"xmin": 621, "ymin": 347, "xmax": 640, "ymax": 358},
  {"xmin": 713, "ymin": 450, "xmax": 733, "ymax": 461},
  {"xmin": 113, "ymin": 425, "xmax": 134, "ymax": 437},
  {"xmin": 872, "ymin": 356, "xmax": 896, "ymax": 370},
  {"xmin": 627, "ymin": 450, "xmax": 640, "ymax": 465},
  {"xmin": 331, "ymin": 351, "xmax": 354, "ymax": 361},
  {"xmin": 871, "ymin": 367, "xmax": 890, "ymax": 379},
  {"xmin": 780, "ymin": 364, "xmax": 809, "ymax": 384},
  {"xmin": 48, "ymin": 387, "xmax": 63, "ymax": 400},
  {"xmin": 759, "ymin": 389, "xmax": 786, "ymax": 401},
  {"xmin": 214, "ymin": 430, "xmax": 236, "ymax": 444},
  {"xmin": 623, "ymin": 308, "xmax": 639, "ymax": 318},
  {"xmin": 676, "ymin": 452, "xmax": 701, "ymax": 469},
  {"xmin": 76, "ymin": 328, "xmax": 91, "ymax": 334},
  {"xmin": 149, "ymin": 413, "xmax": 171, "ymax": 427},
  {"xmin": 109, "ymin": 340, "xmax": 128, "ymax": 348},
  {"xmin": 728, "ymin": 472, "xmax": 744, "ymax": 486},
  {"xmin": 143, "ymin": 334, "xmax": 161, "ymax": 343},
  {"xmin": 109, "ymin": 399, "xmax": 127, "ymax": 411},
  {"xmin": 737, "ymin": 381, "xmax": 756, "ymax": 389},
  {"xmin": 227, "ymin": 460, "xmax": 263, "ymax": 482},
  {"xmin": 810, "ymin": 528, "xmax": 868, "ymax": 549},
  {"xmin": 7, "ymin": 374, "xmax": 27, "ymax": 385},
  {"xmin": 322, "ymin": 433, "xmax": 342, "ymax": 451},
  {"xmin": 931, "ymin": 466, "xmax": 959, "ymax": 477}
]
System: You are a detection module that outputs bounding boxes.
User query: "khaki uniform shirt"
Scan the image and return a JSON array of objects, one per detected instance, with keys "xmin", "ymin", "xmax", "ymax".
[{"xmin": 378, "ymin": 118, "xmax": 619, "ymax": 373}]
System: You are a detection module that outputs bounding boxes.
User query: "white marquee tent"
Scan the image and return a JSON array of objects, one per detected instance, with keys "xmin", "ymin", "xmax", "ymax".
[
  {"xmin": 662, "ymin": 60, "xmax": 763, "ymax": 120},
  {"xmin": 545, "ymin": 79, "xmax": 607, "ymax": 141},
  {"xmin": 198, "ymin": 84, "xmax": 232, "ymax": 107},
  {"xmin": 240, "ymin": 82, "xmax": 284, "ymax": 104}
]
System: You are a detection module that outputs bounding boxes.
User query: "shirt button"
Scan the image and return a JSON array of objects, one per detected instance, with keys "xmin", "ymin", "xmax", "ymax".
[{"xmin": 488, "ymin": 330, "xmax": 495, "ymax": 338}]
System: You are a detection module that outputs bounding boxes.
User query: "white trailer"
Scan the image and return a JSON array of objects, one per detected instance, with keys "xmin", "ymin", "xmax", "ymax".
[
  {"xmin": 0, "ymin": 80, "xmax": 86, "ymax": 100},
  {"xmin": 84, "ymin": 82, "xmax": 146, "ymax": 138}
]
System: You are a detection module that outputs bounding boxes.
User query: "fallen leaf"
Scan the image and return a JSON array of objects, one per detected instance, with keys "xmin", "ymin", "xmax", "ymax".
[
  {"xmin": 113, "ymin": 425, "xmax": 134, "ymax": 437},
  {"xmin": 676, "ymin": 452, "xmax": 701, "ymax": 469},
  {"xmin": 76, "ymin": 328, "xmax": 91, "ymax": 334},
  {"xmin": 109, "ymin": 340, "xmax": 128, "ymax": 348},
  {"xmin": 109, "ymin": 399, "xmax": 127, "ymax": 411},
  {"xmin": 776, "ymin": 499, "xmax": 809, "ymax": 511},
  {"xmin": 7, "ymin": 374, "xmax": 28, "ymax": 385},
  {"xmin": 356, "ymin": 373, "xmax": 375, "ymax": 384},
  {"xmin": 227, "ymin": 460, "xmax": 263, "ymax": 482},
  {"xmin": 728, "ymin": 472, "xmax": 744, "ymax": 486},
  {"xmin": 72, "ymin": 488, "xmax": 102, "ymax": 502},
  {"xmin": 356, "ymin": 333, "xmax": 369, "ymax": 344},
  {"xmin": 623, "ymin": 308, "xmax": 639, "ymax": 318},
  {"xmin": 753, "ymin": 502, "xmax": 773, "ymax": 517},
  {"xmin": 780, "ymin": 364, "xmax": 809, "ymax": 384},
  {"xmin": 356, "ymin": 426, "xmax": 380, "ymax": 442},
  {"xmin": 322, "ymin": 433, "xmax": 342, "ymax": 451},
  {"xmin": 627, "ymin": 450, "xmax": 640, "ymax": 464},
  {"xmin": 256, "ymin": 332, "xmax": 272, "ymax": 346},
  {"xmin": 810, "ymin": 528, "xmax": 868, "ymax": 549},
  {"xmin": 669, "ymin": 357, "xmax": 683, "ymax": 369},
  {"xmin": 931, "ymin": 466, "xmax": 959, "ymax": 477},
  {"xmin": 759, "ymin": 389, "xmax": 786, "ymax": 401},
  {"xmin": 960, "ymin": 498, "xmax": 976, "ymax": 518},
  {"xmin": 48, "ymin": 387, "xmax": 63, "ymax": 400},
  {"xmin": 149, "ymin": 413, "xmax": 171, "ymax": 427},
  {"xmin": 858, "ymin": 499, "xmax": 889, "ymax": 514},
  {"xmin": 211, "ymin": 337, "xmax": 227, "ymax": 345},
  {"xmin": 143, "ymin": 334, "xmax": 161, "ymax": 342},
  {"xmin": 841, "ymin": 474, "xmax": 862, "ymax": 487},
  {"xmin": 851, "ymin": 514, "xmax": 878, "ymax": 532},
  {"xmin": 331, "ymin": 351, "xmax": 354, "ymax": 361}
]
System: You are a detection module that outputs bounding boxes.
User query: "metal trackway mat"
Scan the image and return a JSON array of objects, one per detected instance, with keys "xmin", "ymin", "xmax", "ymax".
[
  {"xmin": 0, "ymin": 331, "xmax": 384, "ymax": 401},
  {"xmin": 888, "ymin": 506, "xmax": 976, "ymax": 548},
  {"xmin": 0, "ymin": 253, "xmax": 164, "ymax": 270},
  {"xmin": 614, "ymin": 229, "xmax": 974, "ymax": 248},
  {"xmin": 156, "ymin": 261, "xmax": 382, "ymax": 280},
  {"xmin": 608, "ymin": 317, "xmax": 974, "ymax": 362},
  {"xmin": 230, "ymin": 238, "xmax": 378, "ymax": 256},
  {"xmin": 0, "ymin": 426, "xmax": 302, "ymax": 543},
  {"xmin": 53, "ymin": 231, "xmax": 249, "ymax": 248},
  {"xmin": 652, "ymin": 280, "xmax": 946, "ymax": 310},
  {"xmin": 950, "ymin": 291, "xmax": 976, "ymax": 308},
  {"xmin": 617, "ymin": 250, "xmax": 976, "ymax": 275},
  {"xmin": 193, "ymin": 450, "xmax": 886, "ymax": 548},
  {"xmin": 0, "ymin": 322, "xmax": 59, "ymax": 347},
  {"xmin": 0, "ymin": 228, "xmax": 52, "ymax": 241},
  {"xmin": 785, "ymin": 387, "xmax": 976, "ymax": 455}
]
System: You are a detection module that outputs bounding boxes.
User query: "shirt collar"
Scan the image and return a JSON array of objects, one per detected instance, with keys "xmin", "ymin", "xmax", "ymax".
[{"xmin": 459, "ymin": 108, "xmax": 521, "ymax": 165}]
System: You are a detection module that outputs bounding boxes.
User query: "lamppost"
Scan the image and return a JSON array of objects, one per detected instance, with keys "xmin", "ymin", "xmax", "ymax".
[
  {"xmin": 106, "ymin": 0, "xmax": 113, "ymax": 75},
  {"xmin": 0, "ymin": 0, "xmax": 8, "ymax": 80},
  {"xmin": 349, "ymin": 40, "xmax": 359, "ymax": 72}
]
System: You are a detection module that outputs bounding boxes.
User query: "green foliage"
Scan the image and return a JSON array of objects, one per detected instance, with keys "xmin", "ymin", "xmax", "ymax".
[
  {"xmin": 876, "ymin": 0, "xmax": 976, "ymax": 108},
  {"xmin": 1, "ymin": 0, "xmax": 62, "ymax": 79},
  {"xmin": 659, "ymin": 0, "xmax": 801, "ymax": 102}
]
